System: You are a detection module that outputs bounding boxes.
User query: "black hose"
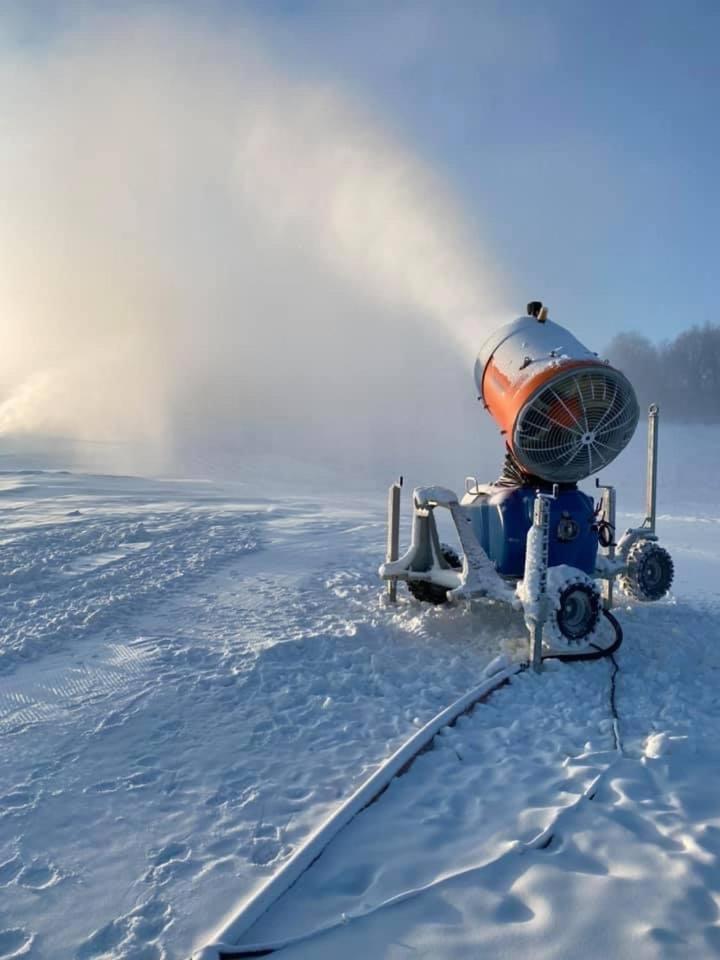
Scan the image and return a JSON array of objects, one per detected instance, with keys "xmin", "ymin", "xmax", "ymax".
[
  {"xmin": 545, "ymin": 609, "xmax": 623, "ymax": 663},
  {"xmin": 606, "ymin": 640, "xmax": 622, "ymax": 753},
  {"xmin": 549, "ymin": 610, "xmax": 623, "ymax": 752},
  {"xmin": 596, "ymin": 521, "xmax": 614, "ymax": 549}
]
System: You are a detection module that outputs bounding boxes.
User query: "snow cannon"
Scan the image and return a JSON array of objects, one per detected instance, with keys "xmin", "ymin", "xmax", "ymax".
[
  {"xmin": 476, "ymin": 313, "xmax": 639, "ymax": 483},
  {"xmin": 380, "ymin": 302, "xmax": 674, "ymax": 670}
]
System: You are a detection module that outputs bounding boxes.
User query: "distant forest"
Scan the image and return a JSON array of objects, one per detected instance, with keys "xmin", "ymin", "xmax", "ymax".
[{"xmin": 606, "ymin": 325, "xmax": 720, "ymax": 423}]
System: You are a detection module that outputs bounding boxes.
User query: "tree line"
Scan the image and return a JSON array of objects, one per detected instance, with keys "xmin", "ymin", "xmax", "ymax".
[{"xmin": 606, "ymin": 325, "xmax": 720, "ymax": 422}]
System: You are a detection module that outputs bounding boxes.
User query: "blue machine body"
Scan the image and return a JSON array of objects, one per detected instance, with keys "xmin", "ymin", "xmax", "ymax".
[{"xmin": 468, "ymin": 486, "xmax": 598, "ymax": 578}]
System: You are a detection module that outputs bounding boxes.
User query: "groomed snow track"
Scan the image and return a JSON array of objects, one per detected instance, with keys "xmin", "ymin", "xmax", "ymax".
[{"xmin": 194, "ymin": 612, "xmax": 623, "ymax": 960}]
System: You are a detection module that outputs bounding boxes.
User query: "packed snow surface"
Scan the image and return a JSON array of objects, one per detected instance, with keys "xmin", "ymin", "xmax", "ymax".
[
  {"xmin": 0, "ymin": 469, "xmax": 527, "ymax": 959},
  {"xmin": 1, "ymin": 434, "xmax": 719, "ymax": 959}
]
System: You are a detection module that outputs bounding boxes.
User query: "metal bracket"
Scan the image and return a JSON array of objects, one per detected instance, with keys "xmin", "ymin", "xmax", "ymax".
[
  {"xmin": 379, "ymin": 486, "xmax": 514, "ymax": 606},
  {"xmin": 595, "ymin": 478, "xmax": 617, "ymax": 610},
  {"xmin": 523, "ymin": 485, "xmax": 557, "ymax": 672}
]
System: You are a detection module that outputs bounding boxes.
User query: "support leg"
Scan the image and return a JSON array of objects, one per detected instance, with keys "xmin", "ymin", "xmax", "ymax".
[
  {"xmin": 522, "ymin": 490, "xmax": 555, "ymax": 673},
  {"xmin": 386, "ymin": 478, "xmax": 402, "ymax": 602},
  {"xmin": 644, "ymin": 404, "xmax": 659, "ymax": 534}
]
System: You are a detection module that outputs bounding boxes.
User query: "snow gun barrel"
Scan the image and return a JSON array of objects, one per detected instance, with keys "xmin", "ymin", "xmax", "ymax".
[{"xmin": 475, "ymin": 308, "xmax": 639, "ymax": 484}]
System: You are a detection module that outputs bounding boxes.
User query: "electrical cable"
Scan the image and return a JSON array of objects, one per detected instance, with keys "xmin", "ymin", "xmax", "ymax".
[
  {"xmin": 596, "ymin": 521, "xmax": 614, "ymax": 549},
  {"xmin": 547, "ymin": 608, "xmax": 622, "ymax": 663},
  {"xmin": 606, "ymin": 648, "xmax": 622, "ymax": 755},
  {"xmin": 204, "ymin": 618, "xmax": 624, "ymax": 959}
]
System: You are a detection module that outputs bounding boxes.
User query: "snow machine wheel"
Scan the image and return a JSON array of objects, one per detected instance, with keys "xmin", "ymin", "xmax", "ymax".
[
  {"xmin": 438, "ymin": 543, "xmax": 462, "ymax": 569},
  {"xmin": 407, "ymin": 544, "xmax": 462, "ymax": 605},
  {"xmin": 543, "ymin": 571, "xmax": 603, "ymax": 649},
  {"xmin": 620, "ymin": 540, "xmax": 674, "ymax": 601},
  {"xmin": 556, "ymin": 581, "xmax": 601, "ymax": 642}
]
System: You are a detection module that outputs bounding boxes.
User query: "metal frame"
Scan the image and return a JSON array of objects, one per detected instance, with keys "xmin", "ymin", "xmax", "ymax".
[
  {"xmin": 595, "ymin": 480, "xmax": 617, "ymax": 610},
  {"xmin": 616, "ymin": 404, "xmax": 661, "ymax": 560},
  {"xmin": 380, "ymin": 404, "xmax": 666, "ymax": 665},
  {"xmin": 380, "ymin": 486, "xmax": 515, "ymax": 606}
]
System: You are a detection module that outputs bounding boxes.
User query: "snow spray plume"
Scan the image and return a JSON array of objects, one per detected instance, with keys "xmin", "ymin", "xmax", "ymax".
[{"xmin": 0, "ymin": 8, "xmax": 507, "ymax": 484}]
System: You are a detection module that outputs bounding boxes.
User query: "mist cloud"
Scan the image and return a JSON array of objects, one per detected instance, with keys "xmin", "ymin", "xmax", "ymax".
[{"xmin": 0, "ymin": 6, "xmax": 508, "ymax": 484}]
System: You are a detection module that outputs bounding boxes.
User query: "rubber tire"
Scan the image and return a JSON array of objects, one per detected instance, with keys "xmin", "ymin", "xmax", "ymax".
[
  {"xmin": 548, "ymin": 608, "xmax": 623, "ymax": 662},
  {"xmin": 438, "ymin": 544, "xmax": 462, "ymax": 569},
  {"xmin": 555, "ymin": 581, "xmax": 602, "ymax": 642},
  {"xmin": 620, "ymin": 540, "xmax": 674, "ymax": 601},
  {"xmin": 407, "ymin": 545, "xmax": 462, "ymax": 605}
]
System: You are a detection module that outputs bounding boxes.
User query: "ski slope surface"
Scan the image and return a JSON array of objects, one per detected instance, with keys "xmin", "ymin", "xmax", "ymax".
[
  {"xmin": 0, "ymin": 469, "xmax": 525, "ymax": 959},
  {"xmin": 1, "ymin": 425, "xmax": 719, "ymax": 959}
]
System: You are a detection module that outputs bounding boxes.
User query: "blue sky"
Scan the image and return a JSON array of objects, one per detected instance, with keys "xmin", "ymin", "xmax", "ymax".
[
  {"xmin": 238, "ymin": 0, "xmax": 720, "ymax": 344},
  {"xmin": 6, "ymin": 0, "xmax": 720, "ymax": 345}
]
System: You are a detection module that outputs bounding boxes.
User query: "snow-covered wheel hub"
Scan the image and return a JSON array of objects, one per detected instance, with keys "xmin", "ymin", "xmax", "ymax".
[
  {"xmin": 438, "ymin": 543, "xmax": 462, "ymax": 570},
  {"xmin": 557, "ymin": 583, "xmax": 599, "ymax": 640},
  {"xmin": 544, "ymin": 567, "xmax": 602, "ymax": 649},
  {"xmin": 406, "ymin": 544, "xmax": 462, "ymax": 605},
  {"xmin": 620, "ymin": 540, "xmax": 674, "ymax": 601}
]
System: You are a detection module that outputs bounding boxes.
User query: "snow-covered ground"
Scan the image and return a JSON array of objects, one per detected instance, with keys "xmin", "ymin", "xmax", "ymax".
[
  {"xmin": 1, "ymin": 424, "xmax": 719, "ymax": 959},
  {"xmin": 0, "ymin": 469, "xmax": 525, "ymax": 959},
  {"xmin": 246, "ymin": 608, "xmax": 720, "ymax": 960}
]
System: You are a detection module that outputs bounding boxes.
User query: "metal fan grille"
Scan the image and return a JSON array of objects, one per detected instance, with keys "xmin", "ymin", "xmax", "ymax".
[{"xmin": 514, "ymin": 367, "xmax": 639, "ymax": 483}]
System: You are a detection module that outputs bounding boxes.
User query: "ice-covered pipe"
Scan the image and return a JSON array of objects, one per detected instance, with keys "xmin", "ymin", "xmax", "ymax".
[{"xmin": 475, "ymin": 311, "xmax": 639, "ymax": 484}]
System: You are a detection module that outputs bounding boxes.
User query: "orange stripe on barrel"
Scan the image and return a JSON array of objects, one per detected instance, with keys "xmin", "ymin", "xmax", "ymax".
[{"xmin": 481, "ymin": 358, "xmax": 604, "ymax": 445}]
